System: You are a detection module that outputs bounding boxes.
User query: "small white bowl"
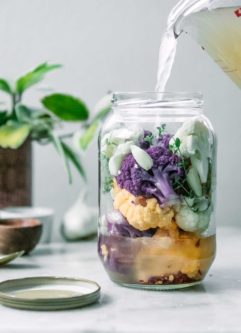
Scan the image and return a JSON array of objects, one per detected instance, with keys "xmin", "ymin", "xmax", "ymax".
[{"xmin": 0, "ymin": 207, "xmax": 54, "ymax": 244}]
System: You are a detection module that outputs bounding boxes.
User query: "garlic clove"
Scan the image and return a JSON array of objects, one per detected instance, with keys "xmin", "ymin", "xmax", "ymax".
[
  {"xmin": 131, "ymin": 145, "xmax": 153, "ymax": 171},
  {"xmin": 62, "ymin": 191, "xmax": 97, "ymax": 240}
]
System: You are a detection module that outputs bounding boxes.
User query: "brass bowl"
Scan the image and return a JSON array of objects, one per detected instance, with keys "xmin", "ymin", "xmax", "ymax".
[{"xmin": 0, "ymin": 219, "xmax": 42, "ymax": 254}]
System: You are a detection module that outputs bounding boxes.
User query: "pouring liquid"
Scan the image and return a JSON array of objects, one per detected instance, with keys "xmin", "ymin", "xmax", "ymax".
[{"xmin": 156, "ymin": 6, "xmax": 241, "ymax": 91}]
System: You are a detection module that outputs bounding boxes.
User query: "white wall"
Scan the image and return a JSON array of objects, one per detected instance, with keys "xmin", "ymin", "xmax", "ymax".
[{"xmin": 0, "ymin": 0, "xmax": 240, "ymax": 239}]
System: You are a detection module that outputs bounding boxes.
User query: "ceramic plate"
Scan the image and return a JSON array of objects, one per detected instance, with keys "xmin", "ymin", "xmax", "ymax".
[{"xmin": 0, "ymin": 276, "xmax": 101, "ymax": 310}]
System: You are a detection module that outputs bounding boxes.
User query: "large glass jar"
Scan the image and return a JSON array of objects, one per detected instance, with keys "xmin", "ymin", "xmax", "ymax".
[{"xmin": 98, "ymin": 92, "xmax": 216, "ymax": 290}]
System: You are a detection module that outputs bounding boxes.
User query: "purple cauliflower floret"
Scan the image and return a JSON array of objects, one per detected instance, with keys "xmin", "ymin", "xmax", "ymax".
[
  {"xmin": 147, "ymin": 142, "xmax": 180, "ymax": 167},
  {"xmin": 98, "ymin": 234, "xmax": 135, "ymax": 274},
  {"xmin": 144, "ymin": 130, "xmax": 152, "ymax": 137},
  {"xmin": 157, "ymin": 133, "xmax": 172, "ymax": 149},
  {"xmin": 105, "ymin": 210, "xmax": 156, "ymax": 238},
  {"xmin": 132, "ymin": 164, "xmax": 182, "ymax": 205},
  {"xmin": 107, "ymin": 214, "xmax": 156, "ymax": 238},
  {"xmin": 116, "ymin": 134, "xmax": 184, "ymax": 206},
  {"xmin": 98, "ymin": 211, "xmax": 156, "ymax": 274}
]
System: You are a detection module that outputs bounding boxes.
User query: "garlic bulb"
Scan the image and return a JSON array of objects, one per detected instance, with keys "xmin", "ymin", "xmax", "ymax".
[{"xmin": 62, "ymin": 190, "xmax": 98, "ymax": 240}]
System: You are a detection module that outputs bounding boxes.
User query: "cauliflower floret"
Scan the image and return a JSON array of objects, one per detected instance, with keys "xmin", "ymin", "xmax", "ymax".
[
  {"xmin": 108, "ymin": 141, "xmax": 134, "ymax": 176},
  {"xmin": 101, "ymin": 128, "xmax": 144, "ymax": 159},
  {"xmin": 175, "ymin": 205, "xmax": 211, "ymax": 232},
  {"xmin": 153, "ymin": 221, "xmax": 180, "ymax": 240},
  {"xmin": 171, "ymin": 118, "xmax": 212, "ymax": 184},
  {"xmin": 113, "ymin": 186, "xmax": 174, "ymax": 231},
  {"xmin": 135, "ymin": 226, "xmax": 202, "ymax": 280}
]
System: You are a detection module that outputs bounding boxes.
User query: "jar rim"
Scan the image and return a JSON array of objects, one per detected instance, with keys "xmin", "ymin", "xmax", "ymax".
[{"xmin": 112, "ymin": 91, "xmax": 203, "ymax": 110}]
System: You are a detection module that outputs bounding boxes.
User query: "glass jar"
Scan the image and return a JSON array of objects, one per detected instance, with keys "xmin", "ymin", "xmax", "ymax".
[{"xmin": 98, "ymin": 92, "xmax": 216, "ymax": 290}]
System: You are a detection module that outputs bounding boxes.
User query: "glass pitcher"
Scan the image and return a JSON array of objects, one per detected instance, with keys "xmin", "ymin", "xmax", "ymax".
[{"xmin": 170, "ymin": 0, "xmax": 241, "ymax": 89}]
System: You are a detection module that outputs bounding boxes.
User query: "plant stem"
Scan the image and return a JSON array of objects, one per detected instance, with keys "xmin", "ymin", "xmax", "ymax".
[
  {"xmin": 58, "ymin": 123, "xmax": 86, "ymax": 140},
  {"xmin": 11, "ymin": 92, "xmax": 21, "ymax": 119},
  {"xmin": 174, "ymin": 179, "xmax": 190, "ymax": 196},
  {"xmin": 58, "ymin": 132, "xmax": 74, "ymax": 139}
]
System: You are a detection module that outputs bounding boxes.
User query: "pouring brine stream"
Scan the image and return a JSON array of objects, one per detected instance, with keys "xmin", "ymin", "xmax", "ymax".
[{"xmin": 156, "ymin": 1, "xmax": 241, "ymax": 91}]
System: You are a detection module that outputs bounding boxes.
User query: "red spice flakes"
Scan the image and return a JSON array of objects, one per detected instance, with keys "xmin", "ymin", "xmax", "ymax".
[
  {"xmin": 234, "ymin": 8, "xmax": 241, "ymax": 18},
  {"xmin": 146, "ymin": 272, "xmax": 199, "ymax": 285}
]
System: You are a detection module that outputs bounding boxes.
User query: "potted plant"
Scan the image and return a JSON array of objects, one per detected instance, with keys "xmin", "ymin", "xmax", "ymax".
[{"xmin": 0, "ymin": 62, "xmax": 110, "ymax": 208}]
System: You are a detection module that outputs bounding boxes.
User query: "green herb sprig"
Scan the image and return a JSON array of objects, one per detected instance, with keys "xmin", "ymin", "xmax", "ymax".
[
  {"xmin": 144, "ymin": 134, "xmax": 154, "ymax": 145},
  {"xmin": 157, "ymin": 124, "xmax": 166, "ymax": 136}
]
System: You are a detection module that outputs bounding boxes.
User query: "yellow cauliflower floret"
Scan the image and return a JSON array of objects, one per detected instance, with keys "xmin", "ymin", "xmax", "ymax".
[{"xmin": 113, "ymin": 186, "xmax": 174, "ymax": 231}]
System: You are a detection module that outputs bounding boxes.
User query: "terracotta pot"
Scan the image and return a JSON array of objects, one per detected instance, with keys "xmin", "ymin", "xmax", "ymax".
[{"xmin": 0, "ymin": 140, "xmax": 32, "ymax": 208}]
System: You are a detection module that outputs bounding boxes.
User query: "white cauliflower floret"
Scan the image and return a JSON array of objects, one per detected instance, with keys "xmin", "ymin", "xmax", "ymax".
[
  {"xmin": 171, "ymin": 118, "xmax": 213, "ymax": 184},
  {"xmin": 101, "ymin": 127, "xmax": 144, "ymax": 176},
  {"xmin": 175, "ymin": 205, "xmax": 211, "ymax": 232},
  {"xmin": 108, "ymin": 141, "xmax": 133, "ymax": 176},
  {"xmin": 101, "ymin": 127, "xmax": 143, "ymax": 157}
]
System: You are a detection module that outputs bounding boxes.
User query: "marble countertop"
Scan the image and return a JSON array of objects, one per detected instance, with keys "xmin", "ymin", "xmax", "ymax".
[{"xmin": 0, "ymin": 227, "xmax": 240, "ymax": 333}]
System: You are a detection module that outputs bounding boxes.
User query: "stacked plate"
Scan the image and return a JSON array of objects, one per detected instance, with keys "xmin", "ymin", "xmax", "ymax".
[{"xmin": 0, "ymin": 277, "xmax": 101, "ymax": 310}]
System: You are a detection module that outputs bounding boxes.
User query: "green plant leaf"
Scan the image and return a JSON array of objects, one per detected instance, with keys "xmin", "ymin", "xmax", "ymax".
[
  {"xmin": 93, "ymin": 105, "xmax": 111, "ymax": 122},
  {"xmin": 0, "ymin": 111, "xmax": 8, "ymax": 126},
  {"xmin": 15, "ymin": 105, "xmax": 33, "ymax": 123},
  {"xmin": 157, "ymin": 124, "xmax": 166, "ymax": 136},
  {"xmin": 0, "ymin": 79, "xmax": 12, "ymax": 95},
  {"xmin": 14, "ymin": 104, "xmax": 56, "ymax": 143},
  {"xmin": 16, "ymin": 63, "xmax": 62, "ymax": 95},
  {"xmin": 42, "ymin": 93, "xmax": 89, "ymax": 121},
  {"xmin": 78, "ymin": 103, "xmax": 111, "ymax": 151},
  {"xmin": 61, "ymin": 141, "xmax": 86, "ymax": 181},
  {"xmin": 144, "ymin": 134, "xmax": 154, "ymax": 145},
  {"xmin": 0, "ymin": 122, "xmax": 30, "ymax": 148},
  {"xmin": 79, "ymin": 121, "xmax": 99, "ymax": 150},
  {"xmin": 175, "ymin": 137, "xmax": 181, "ymax": 149},
  {"xmin": 15, "ymin": 104, "xmax": 49, "ymax": 123},
  {"xmin": 50, "ymin": 132, "xmax": 72, "ymax": 183}
]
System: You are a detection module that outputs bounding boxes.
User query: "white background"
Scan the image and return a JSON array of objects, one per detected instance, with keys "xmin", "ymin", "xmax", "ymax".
[{"xmin": 0, "ymin": 0, "xmax": 240, "ymax": 239}]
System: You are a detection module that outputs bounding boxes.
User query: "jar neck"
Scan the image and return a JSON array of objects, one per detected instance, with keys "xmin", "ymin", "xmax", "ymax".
[{"xmin": 112, "ymin": 92, "xmax": 204, "ymax": 121}]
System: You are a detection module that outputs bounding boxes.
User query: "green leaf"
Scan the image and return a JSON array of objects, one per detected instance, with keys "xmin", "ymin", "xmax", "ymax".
[
  {"xmin": 175, "ymin": 137, "xmax": 181, "ymax": 149},
  {"xmin": 15, "ymin": 105, "xmax": 32, "ymax": 123},
  {"xmin": 42, "ymin": 93, "xmax": 89, "ymax": 121},
  {"xmin": 78, "ymin": 103, "xmax": 111, "ymax": 151},
  {"xmin": 0, "ymin": 122, "xmax": 30, "ymax": 148},
  {"xmin": 15, "ymin": 104, "xmax": 49, "ymax": 123},
  {"xmin": 93, "ymin": 105, "xmax": 111, "ymax": 122},
  {"xmin": 61, "ymin": 141, "xmax": 86, "ymax": 181},
  {"xmin": 144, "ymin": 134, "xmax": 154, "ymax": 145},
  {"xmin": 0, "ymin": 111, "xmax": 8, "ymax": 126},
  {"xmin": 0, "ymin": 79, "xmax": 12, "ymax": 95},
  {"xmin": 79, "ymin": 121, "xmax": 99, "ymax": 150},
  {"xmin": 169, "ymin": 137, "xmax": 181, "ymax": 153},
  {"xmin": 101, "ymin": 154, "xmax": 113, "ymax": 193},
  {"xmin": 14, "ymin": 105, "xmax": 55, "ymax": 143},
  {"xmin": 157, "ymin": 124, "xmax": 166, "ymax": 136},
  {"xmin": 50, "ymin": 132, "xmax": 72, "ymax": 183},
  {"xmin": 16, "ymin": 63, "xmax": 62, "ymax": 95}
]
